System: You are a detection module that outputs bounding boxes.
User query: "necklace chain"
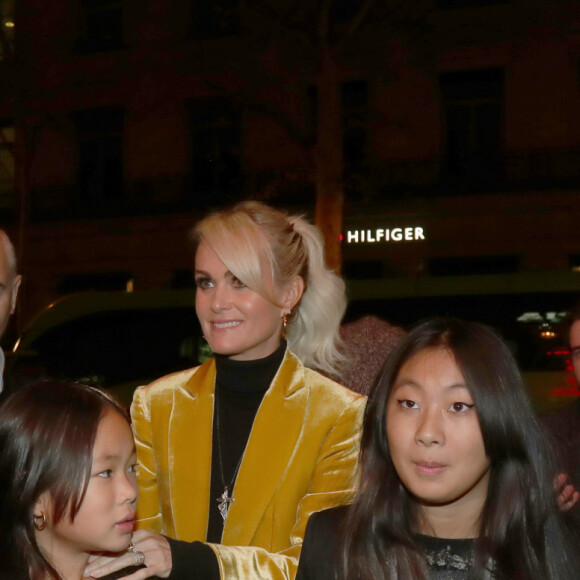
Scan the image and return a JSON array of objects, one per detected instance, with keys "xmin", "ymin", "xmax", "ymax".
[{"xmin": 214, "ymin": 386, "xmax": 243, "ymax": 523}]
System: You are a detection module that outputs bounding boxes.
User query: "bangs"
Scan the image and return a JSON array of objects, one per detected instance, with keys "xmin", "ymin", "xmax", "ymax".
[{"xmin": 197, "ymin": 211, "xmax": 279, "ymax": 304}]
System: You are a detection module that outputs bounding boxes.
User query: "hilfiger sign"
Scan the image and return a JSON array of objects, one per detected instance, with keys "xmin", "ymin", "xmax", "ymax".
[{"xmin": 345, "ymin": 227, "xmax": 425, "ymax": 243}]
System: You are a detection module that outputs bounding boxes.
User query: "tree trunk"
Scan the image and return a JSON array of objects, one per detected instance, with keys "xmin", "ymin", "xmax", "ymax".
[{"xmin": 314, "ymin": 47, "xmax": 344, "ymax": 274}]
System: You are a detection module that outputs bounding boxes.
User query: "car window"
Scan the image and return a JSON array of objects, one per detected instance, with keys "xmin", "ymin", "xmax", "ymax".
[{"xmin": 26, "ymin": 308, "xmax": 204, "ymax": 385}]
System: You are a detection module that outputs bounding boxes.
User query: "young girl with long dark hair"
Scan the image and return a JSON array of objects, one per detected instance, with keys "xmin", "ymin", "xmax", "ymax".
[
  {"xmin": 0, "ymin": 381, "xmax": 140, "ymax": 580},
  {"xmin": 297, "ymin": 317, "xmax": 580, "ymax": 579}
]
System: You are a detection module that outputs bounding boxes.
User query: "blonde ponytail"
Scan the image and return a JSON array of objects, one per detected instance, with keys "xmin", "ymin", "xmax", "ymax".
[{"xmin": 193, "ymin": 201, "xmax": 347, "ymax": 377}]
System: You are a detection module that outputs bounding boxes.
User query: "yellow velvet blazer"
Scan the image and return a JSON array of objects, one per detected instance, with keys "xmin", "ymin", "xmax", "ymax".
[{"xmin": 131, "ymin": 349, "xmax": 366, "ymax": 580}]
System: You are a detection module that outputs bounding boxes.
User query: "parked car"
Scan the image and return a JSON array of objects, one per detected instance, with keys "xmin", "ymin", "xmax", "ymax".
[
  {"xmin": 9, "ymin": 289, "xmax": 210, "ymax": 406},
  {"xmin": 10, "ymin": 288, "xmax": 577, "ymax": 412}
]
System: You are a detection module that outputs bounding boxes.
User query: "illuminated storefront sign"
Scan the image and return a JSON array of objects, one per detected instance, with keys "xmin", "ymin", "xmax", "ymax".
[{"xmin": 345, "ymin": 227, "xmax": 425, "ymax": 243}]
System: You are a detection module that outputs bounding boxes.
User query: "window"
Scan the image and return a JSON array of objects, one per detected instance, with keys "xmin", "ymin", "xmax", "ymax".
[
  {"xmin": 0, "ymin": 0, "xmax": 15, "ymax": 60},
  {"xmin": 190, "ymin": 0, "xmax": 240, "ymax": 39},
  {"xmin": 440, "ymin": 68, "xmax": 504, "ymax": 184},
  {"xmin": 74, "ymin": 106, "xmax": 124, "ymax": 211},
  {"xmin": 76, "ymin": 0, "xmax": 124, "ymax": 53},
  {"xmin": 341, "ymin": 80, "xmax": 369, "ymax": 198},
  {"xmin": 331, "ymin": 0, "xmax": 362, "ymax": 23},
  {"xmin": 0, "ymin": 121, "xmax": 15, "ymax": 212},
  {"xmin": 189, "ymin": 97, "xmax": 242, "ymax": 204}
]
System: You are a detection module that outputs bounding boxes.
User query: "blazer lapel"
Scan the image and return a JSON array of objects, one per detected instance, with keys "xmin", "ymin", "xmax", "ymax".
[
  {"xmin": 222, "ymin": 350, "xmax": 307, "ymax": 545},
  {"xmin": 169, "ymin": 358, "xmax": 216, "ymax": 541}
]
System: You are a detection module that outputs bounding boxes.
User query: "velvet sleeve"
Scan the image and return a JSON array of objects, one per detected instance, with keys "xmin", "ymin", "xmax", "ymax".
[
  {"xmin": 131, "ymin": 384, "xmax": 163, "ymax": 534},
  {"xmin": 210, "ymin": 395, "xmax": 365, "ymax": 580}
]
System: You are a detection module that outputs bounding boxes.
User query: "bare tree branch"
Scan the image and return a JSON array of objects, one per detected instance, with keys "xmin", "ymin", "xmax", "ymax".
[
  {"xmin": 246, "ymin": 100, "xmax": 315, "ymax": 147},
  {"xmin": 340, "ymin": 0, "xmax": 375, "ymax": 43},
  {"xmin": 248, "ymin": 0, "xmax": 316, "ymax": 50},
  {"xmin": 202, "ymin": 79, "xmax": 314, "ymax": 147}
]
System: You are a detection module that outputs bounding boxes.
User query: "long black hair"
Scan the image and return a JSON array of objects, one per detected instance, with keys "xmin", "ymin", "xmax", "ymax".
[
  {"xmin": 341, "ymin": 317, "xmax": 580, "ymax": 579},
  {"xmin": 0, "ymin": 380, "xmax": 129, "ymax": 580}
]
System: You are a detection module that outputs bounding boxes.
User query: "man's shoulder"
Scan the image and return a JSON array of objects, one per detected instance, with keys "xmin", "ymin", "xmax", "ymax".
[
  {"xmin": 539, "ymin": 399, "xmax": 580, "ymax": 442},
  {"xmin": 0, "ymin": 366, "xmax": 41, "ymax": 405}
]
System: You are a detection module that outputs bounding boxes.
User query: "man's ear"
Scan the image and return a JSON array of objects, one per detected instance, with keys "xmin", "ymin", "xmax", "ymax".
[
  {"xmin": 10, "ymin": 274, "xmax": 21, "ymax": 315},
  {"xmin": 281, "ymin": 276, "xmax": 305, "ymax": 313}
]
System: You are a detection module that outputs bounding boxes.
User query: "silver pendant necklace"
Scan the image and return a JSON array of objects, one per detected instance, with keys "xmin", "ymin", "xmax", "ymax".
[{"xmin": 214, "ymin": 386, "xmax": 243, "ymax": 523}]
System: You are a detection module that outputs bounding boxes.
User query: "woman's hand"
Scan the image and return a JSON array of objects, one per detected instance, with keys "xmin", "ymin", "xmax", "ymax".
[
  {"xmin": 85, "ymin": 529, "xmax": 172, "ymax": 579},
  {"xmin": 554, "ymin": 473, "xmax": 580, "ymax": 512}
]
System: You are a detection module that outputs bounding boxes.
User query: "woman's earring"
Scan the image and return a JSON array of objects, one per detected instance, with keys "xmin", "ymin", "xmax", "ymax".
[
  {"xmin": 283, "ymin": 314, "xmax": 288, "ymax": 329},
  {"xmin": 34, "ymin": 513, "xmax": 47, "ymax": 531}
]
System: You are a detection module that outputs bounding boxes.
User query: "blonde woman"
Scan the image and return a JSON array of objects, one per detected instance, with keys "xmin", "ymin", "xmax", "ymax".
[{"xmin": 87, "ymin": 202, "xmax": 365, "ymax": 580}]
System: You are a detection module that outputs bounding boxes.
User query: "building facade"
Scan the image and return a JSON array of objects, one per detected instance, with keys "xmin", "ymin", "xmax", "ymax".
[{"xmin": 0, "ymin": 0, "xmax": 579, "ymax": 348}]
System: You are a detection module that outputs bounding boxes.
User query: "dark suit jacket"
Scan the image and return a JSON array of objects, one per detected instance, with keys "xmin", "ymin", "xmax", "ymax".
[
  {"xmin": 296, "ymin": 506, "xmax": 348, "ymax": 580},
  {"xmin": 539, "ymin": 399, "xmax": 580, "ymax": 488},
  {"xmin": 0, "ymin": 363, "xmax": 37, "ymax": 407}
]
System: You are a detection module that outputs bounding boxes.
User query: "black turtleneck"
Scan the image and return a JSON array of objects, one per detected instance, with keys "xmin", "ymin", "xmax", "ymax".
[{"xmin": 208, "ymin": 341, "xmax": 286, "ymax": 543}]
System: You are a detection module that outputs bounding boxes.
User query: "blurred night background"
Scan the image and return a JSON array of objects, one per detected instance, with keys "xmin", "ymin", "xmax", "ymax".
[{"xmin": 1, "ymin": 0, "xmax": 580, "ymax": 408}]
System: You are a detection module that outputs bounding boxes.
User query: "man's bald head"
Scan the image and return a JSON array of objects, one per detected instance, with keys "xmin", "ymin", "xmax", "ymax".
[
  {"xmin": 0, "ymin": 230, "xmax": 21, "ymax": 341},
  {"xmin": 0, "ymin": 231, "xmax": 17, "ymax": 278},
  {"xmin": 569, "ymin": 304, "xmax": 580, "ymax": 387}
]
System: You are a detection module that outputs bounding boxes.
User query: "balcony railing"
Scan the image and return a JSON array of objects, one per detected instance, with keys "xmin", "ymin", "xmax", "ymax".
[
  {"xmin": 26, "ymin": 147, "xmax": 580, "ymax": 221},
  {"xmin": 367, "ymin": 147, "xmax": 580, "ymax": 199}
]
